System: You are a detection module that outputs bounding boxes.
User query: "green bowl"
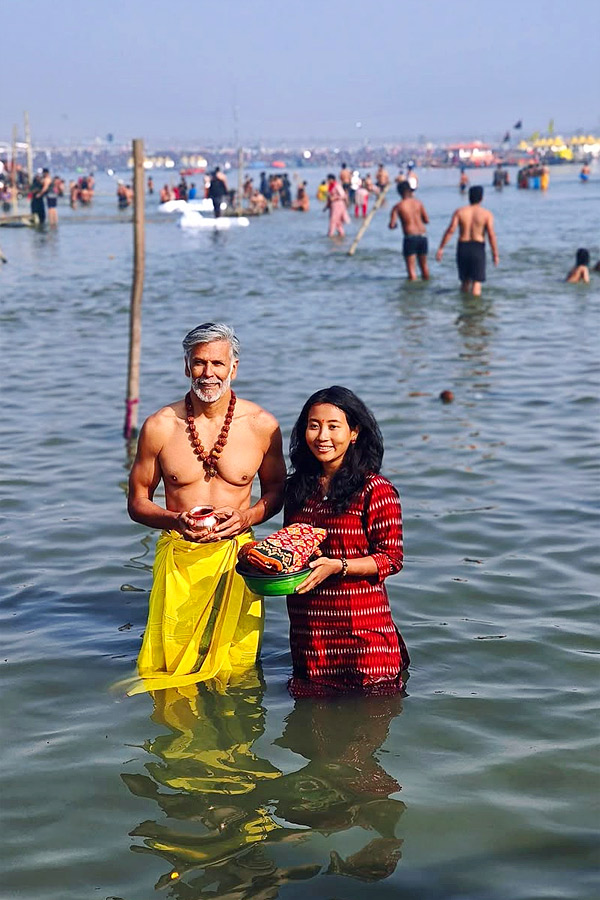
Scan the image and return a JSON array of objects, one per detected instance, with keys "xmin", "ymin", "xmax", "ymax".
[{"xmin": 235, "ymin": 563, "xmax": 311, "ymax": 596}]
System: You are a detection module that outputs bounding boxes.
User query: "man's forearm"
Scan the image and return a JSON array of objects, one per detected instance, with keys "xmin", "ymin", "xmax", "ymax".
[
  {"xmin": 128, "ymin": 497, "xmax": 179, "ymax": 531},
  {"xmin": 438, "ymin": 228, "xmax": 452, "ymax": 250},
  {"xmin": 247, "ymin": 489, "xmax": 284, "ymax": 527}
]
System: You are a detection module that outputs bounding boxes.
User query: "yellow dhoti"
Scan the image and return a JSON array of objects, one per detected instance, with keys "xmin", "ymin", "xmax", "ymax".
[{"xmin": 128, "ymin": 530, "xmax": 262, "ymax": 696}]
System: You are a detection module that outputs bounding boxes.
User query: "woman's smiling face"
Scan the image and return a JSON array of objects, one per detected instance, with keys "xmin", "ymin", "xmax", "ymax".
[{"xmin": 305, "ymin": 403, "xmax": 358, "ymax": 472}]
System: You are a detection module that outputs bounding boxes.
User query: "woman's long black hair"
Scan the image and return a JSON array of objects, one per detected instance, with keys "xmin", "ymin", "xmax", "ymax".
[{"xmin": 285, "ymin": 386, "xmax": 384, "ymax": 514}]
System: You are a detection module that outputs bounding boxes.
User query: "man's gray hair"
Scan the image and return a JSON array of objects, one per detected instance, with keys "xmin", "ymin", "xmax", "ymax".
[{"xmin": 182, "ymin": 322, "xmax": 240, "ymax": 360}]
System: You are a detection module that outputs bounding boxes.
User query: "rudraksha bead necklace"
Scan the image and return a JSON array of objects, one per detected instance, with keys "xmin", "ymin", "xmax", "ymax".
[{"xmin": 185, "ymin": 390, "xmax": 236, "ymax": 478}]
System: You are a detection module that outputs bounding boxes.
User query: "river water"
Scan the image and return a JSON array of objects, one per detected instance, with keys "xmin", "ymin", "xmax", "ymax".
[{"xmin": 1, "ymin": 165, "xmax": 599, "ymax": 900}]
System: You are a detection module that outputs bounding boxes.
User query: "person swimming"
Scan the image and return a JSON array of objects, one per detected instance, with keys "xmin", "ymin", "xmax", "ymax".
[
  {"xmin": 579, "ymin": 163, "xmax": 591, "ymax": 182},
  {"xmin": 566, "ymin": 248, "xmax": 590, "ymax": 284}
]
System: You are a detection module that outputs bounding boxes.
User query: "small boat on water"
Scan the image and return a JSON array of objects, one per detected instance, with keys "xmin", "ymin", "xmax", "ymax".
[
  {"xmin": 178, "ymin": 208, "xmax": 249, "ymax": 230},
  {"xmin": 158, "ymin": 198, "xmax": 214, "ymax": 214},
  {"xmin": 158, "ymin": 199, "xmax": 250, "ymax": 228}
]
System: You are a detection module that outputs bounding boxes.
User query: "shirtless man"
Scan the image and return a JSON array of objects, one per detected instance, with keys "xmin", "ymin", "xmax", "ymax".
[
  {"xmin": 127, "ymin": 322, "xmax": 286, "ymax": 691},
  {"xmin": 249, "ymin": 188, "xmax": 267, "ymax": 214},
  {"xmin": 376, "ymin": 163, "xmax": 390, "ymax": 194},
  {"xmin": 436, "ymin": 186, "xmax": 499, "ymax": 296},
  {"xmin": 31, "ymin": 168, "xmax": 52, "ymax": 224},
  {"xmin": 339, "ymin": 162, "xmax": 351, "ymax": 197},
  {"xmin": 389, "ymin": 181, "xmax": 430, "ymax": 280}
]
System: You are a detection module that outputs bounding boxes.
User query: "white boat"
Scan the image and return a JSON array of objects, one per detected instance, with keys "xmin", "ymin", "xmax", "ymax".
[
  {"xmin": 178, "ymin": 209, "xmax": 249, "ymax": 230},
  {"xmin": 158, "ymin": 198, "xmax": 215, "ymax": 214}
]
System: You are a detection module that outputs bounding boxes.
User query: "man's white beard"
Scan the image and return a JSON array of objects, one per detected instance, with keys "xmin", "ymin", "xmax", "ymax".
[{"xmin": 192, "ymin": 374, "xmax": 232, "ymax": 403}]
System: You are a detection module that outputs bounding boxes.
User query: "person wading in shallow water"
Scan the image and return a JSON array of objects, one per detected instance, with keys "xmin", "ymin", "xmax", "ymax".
[
  {"xmin": 325, "ymin": 173, "xmax": 350, "ymax": 237},
  {"xmin": 436, "ymin": 185, "xmax": 499, "ymax": 296},
  {"xmin": 283, "ymin": 385, "xmax": 410, "ymax": 698},
  {"xmin": 389, "ymin": 180, "xmax": 430, "ymax": 281},
  {"xmin": 126, "ymin": 322, "xmax": 286, "ymax": 694}
]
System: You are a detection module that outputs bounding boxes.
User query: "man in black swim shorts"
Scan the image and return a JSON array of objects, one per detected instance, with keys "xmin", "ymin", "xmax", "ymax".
[
  {"xmin": 457, "ymin": 239, "xmax": 486, "ymax": 284},
  {"xmin": 403, "ymin": 234, "xmax": 428, "ymax": 259},
  {"xmin": 436, "ymin": 186, "xmax": 499, "ymax": 296},
  {"xmin": 389, "ymin": 181, "xmax": 430, "ymax": 281}
]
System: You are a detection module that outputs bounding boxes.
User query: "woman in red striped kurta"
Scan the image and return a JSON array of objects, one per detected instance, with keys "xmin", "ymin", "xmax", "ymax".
[{"xmin": 284, "ymin": 386, "xmax": 410, "ymax": 698}]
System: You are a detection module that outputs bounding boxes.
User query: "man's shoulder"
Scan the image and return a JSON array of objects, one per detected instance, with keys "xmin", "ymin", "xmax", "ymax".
[
  {"xmin": 236, "ymin": 397, "xmax": 280, "ymax": 434},
  {"xmin": 143, "ymin": 401, "xmax": 182, "ymax": 434}
]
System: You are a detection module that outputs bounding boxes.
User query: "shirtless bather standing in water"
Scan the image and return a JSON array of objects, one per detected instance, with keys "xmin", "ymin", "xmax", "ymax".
[
  {"xmin": 126, "ymin": 322, "xmax": 286, "ymax": 693},
  {"xmin": 389, "ymin": 181, "xmax": 430, "ymax": 281},
  {"xmin": 436, "ymin": 186, "xmax": 499, "ymax": 296}
]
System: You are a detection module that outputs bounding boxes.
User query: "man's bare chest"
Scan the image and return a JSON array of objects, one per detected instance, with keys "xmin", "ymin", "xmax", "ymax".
[{"xmin": 160, "ymin": 427, "xmax": 264, "ymax": 488}]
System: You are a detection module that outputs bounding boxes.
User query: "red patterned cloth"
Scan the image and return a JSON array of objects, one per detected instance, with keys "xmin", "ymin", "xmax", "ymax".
[
  {"xmin": 238, "ymin": 523, "xmax": 327, "ymax": 573},
  {"xmin": 285, "ymin": 474, "xmax": 410, "ymax": 696}
]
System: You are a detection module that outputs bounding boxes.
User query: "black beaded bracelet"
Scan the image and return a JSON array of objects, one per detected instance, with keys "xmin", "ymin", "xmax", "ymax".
[{"xmin": 339, "ymin": 557, "xmax": 349, "ymax": 577}]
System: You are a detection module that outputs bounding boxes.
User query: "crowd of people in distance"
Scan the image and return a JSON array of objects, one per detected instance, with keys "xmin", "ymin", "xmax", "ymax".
[
  {"xmin": 158, "ymin": 169, "xmax": 234, "ymax": 217},
  {"xmin": 0, "ymin": 160, "xmax": 29, "ymax": 212},
  {"xmin": 517, "ymin": 162, "xmax": 550, "ymax": 190},
  {"xmin": 159, "ymin": 176, "xmax": 201, "ymax": 203},
  {"xmin": 492, "ymin": 163, "xmax": 510, "ymax": 189},
  {"xmin": 70, "ymin": 173, "xmax": 95, "ymax": 207},
  {"xmin": 239, "ymin": 171, "xmax": 297, "ymax": 212},
  {"xmin": 0, "ymin": 161, "xmax": 66, "ymax": 225},
  {"xmin": 320, "ymin": 162, "xmax": 420, "ymax": 238}
]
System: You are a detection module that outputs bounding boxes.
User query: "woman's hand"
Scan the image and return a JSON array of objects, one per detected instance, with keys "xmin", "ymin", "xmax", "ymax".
[{"xmin": 295, "ymin": 556, "xmax": 341, "ymax": 594}]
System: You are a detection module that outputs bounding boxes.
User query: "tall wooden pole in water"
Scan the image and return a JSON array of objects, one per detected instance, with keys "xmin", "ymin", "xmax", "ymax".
[
  {"xmin": 124, "ymin": 138, "xmax": 145, "ymax": 440},
  {"xmin": 24, "ymin": 112, "xmax": 33, "ymax": 186},
  {"xmin": 11, "ymin": 125, "xmax": 18, "ymax": 214},
  {"xmin": 236, "ymin": 146, "xmax": 244, "ymax": 213},
  {"xmin": 347, "ymin": 186, "xmax": 389, "ymax": 256}
]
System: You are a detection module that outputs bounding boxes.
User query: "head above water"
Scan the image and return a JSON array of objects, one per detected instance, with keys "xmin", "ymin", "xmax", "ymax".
[
  {"xmin": 290, "ymin": 386, "xmax": 383, "ymax": 475},
  {"xmin": 397, "ymin": 180, "xmax": 413, "ymax": 198},
  {"xmin": 287, "ymin": 386, "xmax": 385, "ymax": 512},
  {"xmin": 576, "ymin": 248, "xmax": 590, "ymax": 266},
  {"xmin": 469, "ymin": 185, "xmax": 484, "ymax": 204},
  {"xmin": 182, "ymin": 322, "xmax": 240, "ymax": 362}
]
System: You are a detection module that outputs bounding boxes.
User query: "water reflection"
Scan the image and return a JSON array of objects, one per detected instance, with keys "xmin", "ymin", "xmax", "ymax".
[
  {"xmin": 455, "ymin": 295, "xmax": 494, "ymax": 371},
  {"xmin": 273, "ymin": 693, "xmax": 406, "ymax": 882},
  {"xmin": 123, "ymin": 672, "xmax": 405, "ymax": 895}
]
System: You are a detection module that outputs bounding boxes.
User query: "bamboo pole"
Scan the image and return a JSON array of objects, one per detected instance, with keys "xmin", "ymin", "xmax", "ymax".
[
  {"xmin": 347, "ymin": 185, "xmax": 390, "ymax": 256},
  {"xmin": 11, "ymin": 125, "xmax": 18, "ymax": 214},
  {"xmin": 124, "ymin": 138, "xmax": 145, "ymax": 440},
  {"xmin": 236, "ymin": 146, "xmax": 244, "ymax": 213},
  {"xmin": 24, "ymin": 112, "xmax": 33, "ymax": 186}
]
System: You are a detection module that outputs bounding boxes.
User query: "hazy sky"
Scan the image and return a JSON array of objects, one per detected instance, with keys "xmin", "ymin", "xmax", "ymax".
[{"xmin": 3, "ymin": 0, "xmax": 599, "ymax": 146}]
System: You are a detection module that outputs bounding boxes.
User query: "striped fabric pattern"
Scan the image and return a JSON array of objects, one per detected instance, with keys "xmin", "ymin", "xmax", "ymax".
[{"xmin": 286, "ymin": 474, "xmax": 410, "ymax": 696}]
